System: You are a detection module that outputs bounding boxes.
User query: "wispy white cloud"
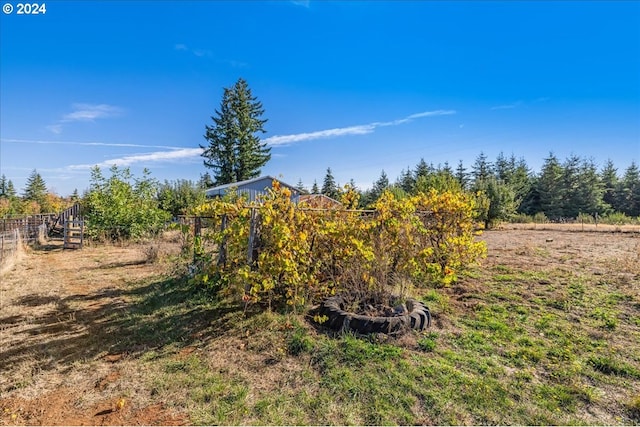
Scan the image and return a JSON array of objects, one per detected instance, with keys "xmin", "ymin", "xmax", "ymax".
[
  {"xmin": 46, "ymin": 124, "xmax": 63, "ymax": 134},
  {"xmin": 490, "ymin": 101, "xmax": 523, "ymax": 110},
  {"xmin": 264, "ymin": 109, "xmax": 455, "ymax": 146},
  {"xmin": 46, "ymin": 103, "xmax": 123, "ymax": 134},
  {"xmin": 61, "ymin": 103, "xmax": 123, "ymax": 122},
  {"xmin": 1, "ymin": 138, "xmax": 182, "ymax": 150},
  {"xmin": 56, "ymin": 109, "xmax": 454, "ymax": 170},
  {"xmin": 174, "ymin": 43, "xmax": 212, "ymax": 57},
  {"xmin": 264, "ymin": 124, "xmax": 376, "ymax": 146},
  {"xmin": 67, "ymin": 148, "xmax": 203, "ymax": 170}
]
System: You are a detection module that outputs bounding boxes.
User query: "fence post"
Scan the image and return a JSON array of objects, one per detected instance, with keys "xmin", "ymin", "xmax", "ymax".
[
  {"xmin": 247, "ymin": 208, "xmax": 258, "ymax": 267},
  {"xmin": 217, "ymin": 214, "xmax": 227, "ymax": 266},
  {"xmin": 193, "ymin": 216, "xmax": 202, "ymax": 264}
]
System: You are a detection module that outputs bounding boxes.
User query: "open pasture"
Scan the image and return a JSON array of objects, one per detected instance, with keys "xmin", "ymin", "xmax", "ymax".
[{"xmin": 0, "ymin": 229, "xmax": 639, "ymax": 425}]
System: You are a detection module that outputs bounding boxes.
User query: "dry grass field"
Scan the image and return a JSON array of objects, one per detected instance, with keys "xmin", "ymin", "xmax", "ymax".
[{"xmin": 0, "ymin": 228, "xmax": 639, "ymax": 425}]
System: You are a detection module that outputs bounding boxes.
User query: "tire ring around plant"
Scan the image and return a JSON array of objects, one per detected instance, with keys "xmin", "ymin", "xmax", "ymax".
[{"xmin": 318, "ymin": 295, "xmax": 431, "ymax": 334}]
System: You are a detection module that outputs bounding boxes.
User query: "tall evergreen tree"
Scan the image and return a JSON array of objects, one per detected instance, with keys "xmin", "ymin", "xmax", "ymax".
[
  {"xmin": 0, "ymin": 175, "xmax": 9, "ymax": 198},
  {"xmin": 471, "ymin": 152, "xmax": 493, "ymax": 189},
  {"xmin": 536, "ymin": 153, "xmax": 565, "ymax": 219},
  {"xmin": 371, "ymin": 170, "xmax": 389, "ymax": 198},
  {"xmin": 600, "ymin": 159, "xmax": 618, "ymax": 211},
  {"xmin": 494, "ymin": 152, "xmax": 512, "ymax": 182},
  {"xmin": 201, "ymin": 78, "xmax": 270, "ymax": 185},
  {"xmin": 561, "ymin": 155, "xmax": 582, "ymax": 218},
  {"xmin": 23, "ymin": 170, "xmax": 47, "ymax": 203},
  {"xmin": 476, "ymin": 176, "xmax": 518, "ymax": 229},
  {"xmin": 397, "ymin": 167, "xmax": 415, "ymax": 193},
  {"xmin": 321, "ymin": 168, "xmax": 339, "ymax": 199},
  {"xmin": 414, "ymin": 158, "xmax": 431, "ymax": 181},
  {"xmin": 618, "ymin": 162, "xmax": 640, "ymax": 216},
  {"xmin": 455, "ymin": 160, "xmax": 469, "ymax": 190},
  {"xmin": 574, "ymin": 158, "xmax": 605, "ymax": 216},
  {"xmin": 510, "ymin": 157, "xmax": 533, "ymax": 213},
  {"xmin": 6, "ymin": 180, "xmax": 16, "ymax": 198}
]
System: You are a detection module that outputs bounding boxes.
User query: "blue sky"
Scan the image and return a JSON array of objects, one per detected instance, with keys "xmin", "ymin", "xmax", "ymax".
[{"xmin": 1, "ymin": 1, "xmax": 639, "ymax": 196}]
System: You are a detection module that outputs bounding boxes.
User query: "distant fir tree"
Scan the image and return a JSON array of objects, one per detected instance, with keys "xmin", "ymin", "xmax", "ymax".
[
  {"xmin": 361, "ymin": 170, "xmax": 390, "ymax": 206},
  {"xmin": 471, "ymin": 152, "xmax": 493, "ymax": 189},
  {"xmin": 415, "ymin": 169, "xmax": 461, "ymax": 194},
  {"xmin": 574, "ymin": 158, "xmax": 606, "ymax": 216},
  {"xmin": 23, "ymin": 170, "xmax": 47, "ymax": 203},
  {"xmin": 561, "ymin": 155, "xmax": 582, "ymax": 218},
  {"xmin": 536, "ymin": 153, "xmax": 565, "ymax": 219},
  {"xmin": 311, "ymin": 180, "xmax": 320, "ymax": 194},
  {"xmin": 441, "ymin": 161, "xmax": 453, "ymax": 176},
  {"xmin": 618, "ymin": 161, "xmax": 640, "ymax": 216},
  {"xmin": 509, "ymin": 156, "xmax": 533, "ymax": 208},
  {"xmin": 198, "ymin": 172, "xmax": 214, "ymax": 189},
  {"xmin": 397, "ymin": 167, "xmax": 415, "ymax": 193},
  {"xmin": 455, "ymin": 160, "xmax": 469, "ymax": 190},
  {"xmin": 321, "ymin": 168, "xmax": 339, "ymax": 199},
  {"xmin": 70, "ymin": 189, "xmax": 80, "ymax": 202},
  {"xmin": 0, "ymin": 175, "xmax": 10, "ymax": 198},
  {"xmin": 201, "ymin": 78, "xmax": 270, "ymax": 185},
  {"xmin": 476, "ymin": 177, "xmax": 518, "ymax": 229},
  {"xmin": 494, "ymin": 152, "xmax": 512, "ymax": 182},
  {"xmin": 6, "ymin": 180, "xmax": 17, "ymax": 198},
  {"xmin": 295, "ymin": 178, "xmax": 308, "ymax": 195},
  {"xmin": 414, "ymin": 158, "xmax": 432, "ymax": 181},
  {"xmin": 372, "ymin": 170, "xmax": 389, "ymax": 197},
  {"xmin": 600, "ymin": 159, "xmax": 618, "ymax": 211}
]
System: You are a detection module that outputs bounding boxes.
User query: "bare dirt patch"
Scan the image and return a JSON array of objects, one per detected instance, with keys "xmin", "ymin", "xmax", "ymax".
[
  {"xmin": 481, "ymin": 228, "xmax": 640, "ymax": 275},
  {"xmin": 0, "ymin": 236, "xmax": 186, "ymax": 425}
]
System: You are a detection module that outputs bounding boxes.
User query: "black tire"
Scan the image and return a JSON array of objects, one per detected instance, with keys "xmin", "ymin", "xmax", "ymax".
[{"xmin": 318, "ymin": 295, "xmax": 431, "ymax": 334}]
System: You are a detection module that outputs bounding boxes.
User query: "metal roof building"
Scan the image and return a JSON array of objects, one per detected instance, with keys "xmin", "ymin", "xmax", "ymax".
[{"xmin": 205, "ymin": 176, "xmax": 300, "ymax": 203}]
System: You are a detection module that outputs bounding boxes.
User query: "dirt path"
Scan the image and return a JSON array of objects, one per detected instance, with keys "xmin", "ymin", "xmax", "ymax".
[{"xmin": 0, "ymin": 238, "xmax": 186, "ymax": 425}]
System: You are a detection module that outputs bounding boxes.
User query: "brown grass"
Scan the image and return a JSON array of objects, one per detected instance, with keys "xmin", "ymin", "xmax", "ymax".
[{"xmin": 0, "ymin": 233, "xmax": 185, "ymax": 425}]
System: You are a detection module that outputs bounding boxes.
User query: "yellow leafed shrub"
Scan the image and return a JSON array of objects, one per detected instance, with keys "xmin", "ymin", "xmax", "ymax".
[{"xmin": 189, "ymin": 181, "xmax": 486, "ymax": 309}]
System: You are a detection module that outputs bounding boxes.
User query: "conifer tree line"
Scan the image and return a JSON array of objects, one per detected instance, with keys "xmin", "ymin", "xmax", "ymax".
[
  {"xmin": 306, "ymin": 152, "xmax": 640, "ymax": 224},
  {"xmin": 0, "ymin": 170, "xmax": 77, "ymax": 216}
]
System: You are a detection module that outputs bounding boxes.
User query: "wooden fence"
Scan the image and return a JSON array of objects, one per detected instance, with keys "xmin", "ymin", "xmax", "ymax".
[
  {"xmin": 0, "ymin": 216, "xmax": 50, "ymax": 243},
  {"xmin": 0, "ymin": 229, "xmax": 21, "ymax": 270}
]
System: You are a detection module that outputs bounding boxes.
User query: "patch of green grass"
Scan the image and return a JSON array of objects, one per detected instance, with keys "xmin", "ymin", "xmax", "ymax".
[
  {"xmin": 151, "ymin": 354, "xmax": 250, "ymax": 425},
  {"xmin": 590, "ymin": 307, "xmax": 619, "ymax": 330},
  {"xmin": 587, "ymin": 355, "xmax": 640, "ymax": 379},
  {"xmin": 417, "ymin": 332, "xmax": 438, "ymax": 352},
  {"xmin": 534, "ymin": 384, "xmax": 588, "ymax": 412},
  {"xmin": 286, "ymin": 326, "xmax": 314, "ymax": 356},
  {"xmin": 90, "ymin": 236, "xmax": 640, "ymax": 426},
  {"xmin": 421, "ymin": 289, "xmax": 450, "ymax": 313}
]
